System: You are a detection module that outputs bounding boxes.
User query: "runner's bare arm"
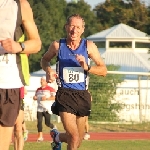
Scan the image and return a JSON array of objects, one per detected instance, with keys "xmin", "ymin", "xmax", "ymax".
[
  {"xmin": 41, "ymin": 41, "xmax": 59, "ymax": 72},
  {"xmin": 46, "ymin": 96, "xmax": 55, "ymax": 100},
  {"xmin": 21, "ymin": 0, "xmax": 41, "ymax": 53},
  {"xmin": 87, "ymin": 41, "xmax": 107, "ymax": 76}
]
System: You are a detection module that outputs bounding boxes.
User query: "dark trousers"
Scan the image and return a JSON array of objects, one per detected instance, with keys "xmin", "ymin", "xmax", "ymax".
[{"xmin": 37, "ymin": 111, "xmax": 54, "ymax": 132}]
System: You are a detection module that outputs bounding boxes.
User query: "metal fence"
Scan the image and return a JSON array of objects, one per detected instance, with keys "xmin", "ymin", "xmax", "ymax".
[{"xmin": 89, "ymin": 71, "xmax": 150, "ymax": 124}]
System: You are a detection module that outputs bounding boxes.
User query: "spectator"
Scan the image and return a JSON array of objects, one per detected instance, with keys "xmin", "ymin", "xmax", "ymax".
[
  {"xmin": 33, "ymin": 76, "xmax": 57, "ymax": 142},
  {"xmin": 14, "ymin": 86, "xmax": 29, "ymax": 150}
]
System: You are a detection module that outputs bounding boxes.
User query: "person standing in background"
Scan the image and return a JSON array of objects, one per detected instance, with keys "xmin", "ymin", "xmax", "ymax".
[
  {"xmin": 13, "ymin": 86, "xmax": 29, "ymax": 150},
  {"xmin": 33, "ymin": 76, "xmax": 57, "ymax": 142},
  {"xmin": 22, "ymin": 87, "xmax": 29, "ymax": 142}
]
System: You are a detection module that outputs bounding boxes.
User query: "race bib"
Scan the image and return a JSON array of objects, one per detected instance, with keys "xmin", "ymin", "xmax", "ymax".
[
  {"xmin": 0, "ymin": 54, "xmax": 15, "ymax": 66},
  {"xmin": 63, "ymin": 67, "xmax": 84, "ymax": 83}
]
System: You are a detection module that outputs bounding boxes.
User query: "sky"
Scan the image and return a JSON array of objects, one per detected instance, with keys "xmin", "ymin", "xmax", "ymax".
[{"xmin": 66, "ymin": 0, "xmax": 150, "ymax": 9}]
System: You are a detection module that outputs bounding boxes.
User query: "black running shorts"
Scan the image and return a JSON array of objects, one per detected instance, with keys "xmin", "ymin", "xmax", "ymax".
[
  {"xmin": 0, "ymin": 88, "xmax": 21, "ymax": 127},
  {"xmin": 55, "ymin": 87, "xmax": 91, "ymax": 117}
]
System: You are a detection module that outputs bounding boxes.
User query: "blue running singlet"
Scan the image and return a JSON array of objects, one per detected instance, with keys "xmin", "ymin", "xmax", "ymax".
[{"xmin": 56, "ymin": 39, "xmax": 89, "ymax": 90}]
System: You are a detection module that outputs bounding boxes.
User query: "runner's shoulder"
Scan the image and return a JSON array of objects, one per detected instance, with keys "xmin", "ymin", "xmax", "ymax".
[
  {"xmin": 86, "ymin": 40, "xmax": 98, "ymax": 55},
  {"xmin": 51, "ymin": 40, "xmax": 59, "ymax": 52},
  {"xmin": 86, "ymin": 40, "xmax": 96, "ymax": 47}
]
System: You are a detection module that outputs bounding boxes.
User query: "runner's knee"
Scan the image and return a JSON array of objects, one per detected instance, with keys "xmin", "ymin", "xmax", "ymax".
[
  {"xmin": 15, "ymin": 121, "xmax": 23, "ymax": 133},
  {"xmin": 68, "ymin": 133, "xmax": 80, "ymax": 148},
  {"xmin": 14, "ymin": 129, "xmax": 23, "ymax": 138}
]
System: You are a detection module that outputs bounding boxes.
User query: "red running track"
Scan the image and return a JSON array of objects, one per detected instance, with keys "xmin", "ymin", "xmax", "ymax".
[{"xmin": 27, "ymin": 132, "xmax": 150, "ymax": 142}]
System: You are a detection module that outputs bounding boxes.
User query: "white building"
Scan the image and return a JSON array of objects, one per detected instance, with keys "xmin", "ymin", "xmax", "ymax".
[{"xmin": 87, "ymin": 23, "xmax": 150, "ymax": 122}]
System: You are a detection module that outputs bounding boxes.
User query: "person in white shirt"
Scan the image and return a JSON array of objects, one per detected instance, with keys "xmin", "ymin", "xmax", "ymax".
[{"xmin": 33, "ymin": 76, "xmax": 56, "ymax": 141}]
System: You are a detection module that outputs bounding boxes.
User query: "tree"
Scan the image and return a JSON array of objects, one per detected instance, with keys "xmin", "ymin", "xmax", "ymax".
[
  {"xmin": 28, "ymin": 0, "xmax": 67, "ymax": 72},
  {"xmin": 94, "ymin": 0, "xmax": 150, "ymax": 32},
  {"xmin": 146, "ymin": 5, "xmax": 150, "ymax": 35},
  {"xmin": 127, "ymin": 0, "xmax": 149, "ymax": 32}
]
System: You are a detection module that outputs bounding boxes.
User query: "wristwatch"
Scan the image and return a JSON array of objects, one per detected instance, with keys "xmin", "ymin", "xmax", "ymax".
[
  {"xmin": 86, "ymin": 65, "xmax": 91, "ymax": 72},
  {"xmin": 87, "ymin": 65, "xmax": 91, "ymax": 71},
  {"xmin": 19, "ymin": 42, "xmax": 25, "ymax": 52}
]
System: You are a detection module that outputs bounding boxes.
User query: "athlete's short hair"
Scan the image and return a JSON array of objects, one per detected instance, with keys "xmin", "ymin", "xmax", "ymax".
[{"xmin": 66, "ymin": 14, "xmax": 85, "ymax": 27}]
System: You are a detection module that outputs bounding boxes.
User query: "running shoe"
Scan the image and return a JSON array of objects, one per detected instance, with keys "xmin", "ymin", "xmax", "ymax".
[
  {"xmin": 84, "ymin": 133, "xmax": 90, "ymax": 140},
  {"xmin": 37, "ymin": 137, "xmax": 44, "ymax": 142},
  {"xmin": 50, "ymin": 129, "xmax": 61, "ymax": 150},
  {"xmin": 51, "ymin": 141, "xmax": 61, "ymax": 150}
]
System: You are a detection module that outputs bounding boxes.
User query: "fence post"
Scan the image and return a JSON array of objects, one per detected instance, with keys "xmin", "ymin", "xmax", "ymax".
[{"xmin": 138, "ymin": 75, "xmax": 142, "ymax": 123}]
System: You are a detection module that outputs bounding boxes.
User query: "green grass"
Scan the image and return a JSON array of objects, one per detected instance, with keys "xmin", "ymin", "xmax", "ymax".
[
  {"xmin": 9, "ymin": 121, "xmax": 150, "ymax": 150},
  {"xmin": 10, "ymin": 140, "xmax": 150, "ymax": 150},
  {"xmin": 24, "ymin": 121, "xmax": 150, "ymax": 133},
  {"xmin": 89, "ymin": 122, "xmax": 150, "ymax": 132}
]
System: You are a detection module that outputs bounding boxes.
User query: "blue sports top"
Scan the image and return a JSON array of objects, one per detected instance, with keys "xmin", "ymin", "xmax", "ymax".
[{"xmin": 56, "ymin": 38, "xmax": 89, "ymax": 90}]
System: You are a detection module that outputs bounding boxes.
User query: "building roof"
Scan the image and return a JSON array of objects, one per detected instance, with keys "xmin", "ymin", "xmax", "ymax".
[
  {"xmin": 101, "ymin": 51, "xmax": 150, "ymax": 72},
  {"xmin": 87, "ymin": 23, "xmax": 150, "ymax": 79},
  {"xmin": 87, "ymin": 23, "xmax": 148, "ymax": 40},
  {"xmin": 98, "ymin": 50, "xmax": 150, "ymax": 79}
]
